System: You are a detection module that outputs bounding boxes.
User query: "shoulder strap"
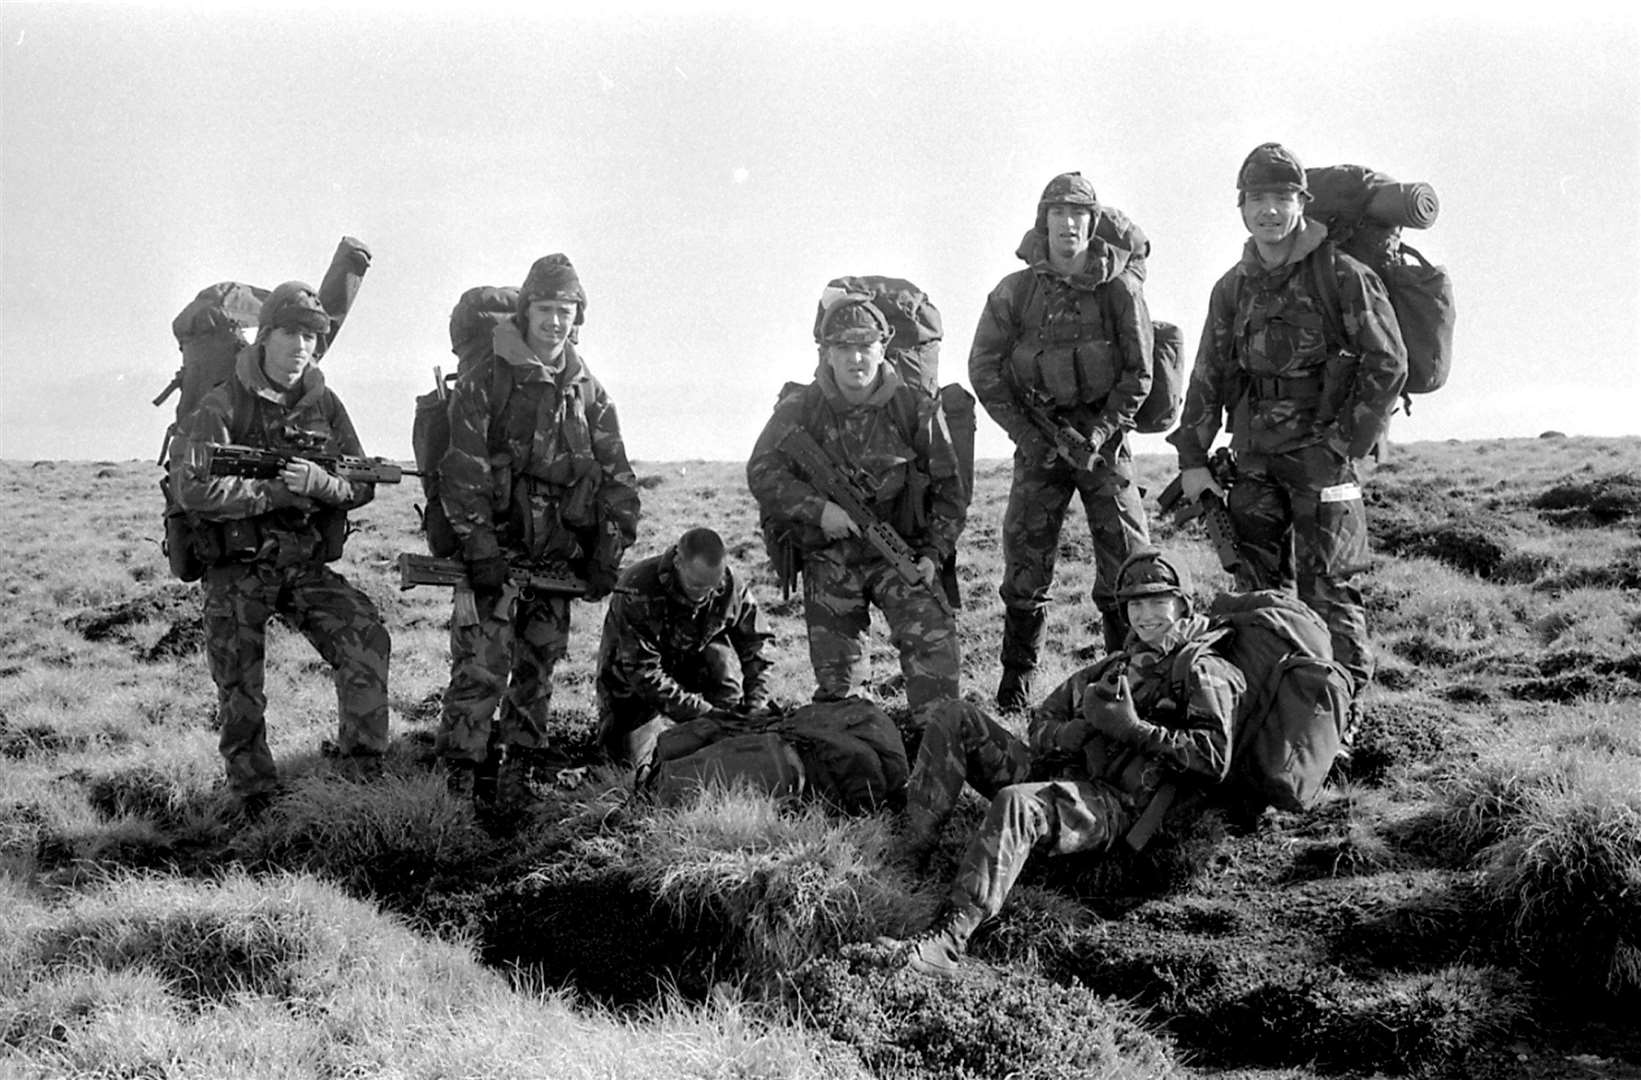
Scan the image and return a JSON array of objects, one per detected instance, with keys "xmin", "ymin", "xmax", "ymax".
[{"xmin": 1309, "ymin": 243, "xmax": 1346, "ymax": 352}]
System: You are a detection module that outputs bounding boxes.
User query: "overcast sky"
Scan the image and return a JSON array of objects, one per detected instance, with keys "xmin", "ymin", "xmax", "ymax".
[{"xmin": 2, "ymin": 3, "xmax": 1636, "ymax": 465}]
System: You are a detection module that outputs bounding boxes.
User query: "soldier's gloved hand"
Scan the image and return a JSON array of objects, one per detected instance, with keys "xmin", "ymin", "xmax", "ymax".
[
  {"xmin": 465, "ymin": 554, "xmax": 510, "ymax": 595},
  {"xmin": 914, "ymin": 556, "xmax": 939, "ymax": 589},
  {"xmin": 1179, "ymin": 466, "xmax": 1225, "ymax": 503},
  {"xmin": 280, "ymin": 458, "xmax": 352, "ymax": 506},
  {"xmin": 819, "ymin": 501, "xmax": 860, "ymax": 540},
  {"xmin": 1082, "ymin": 681, "xmax": 1148, "ymax": 743},
  {"xmin": 582, "ymin": 562, "xmax": 620, "ymax": 601}
]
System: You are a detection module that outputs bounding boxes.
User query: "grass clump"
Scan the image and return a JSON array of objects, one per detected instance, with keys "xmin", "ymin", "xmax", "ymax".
[
  {"xmin": 789, "ymin": 942, "xmax": 1181, "ymax": 1080},
  {"xmin": 621, "ymin": 784, "xmax": 933, "ymax": 986}
]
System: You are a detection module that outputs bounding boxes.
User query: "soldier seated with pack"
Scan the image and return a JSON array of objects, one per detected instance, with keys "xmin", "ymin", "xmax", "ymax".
[
  {"xmin": 596, "ymin": 526, "xmax": 776, "ymax": 767},
  {"xmin": 882, "ymin": 550, "xmax": 1245, "ymax": 977},
  {"xmin": 168, "ymin": 282, "xmax": 391, "ymax": 816},
  {"xmin": 747, "ymin": 293, "xmax": 969, "ymax": 720}
]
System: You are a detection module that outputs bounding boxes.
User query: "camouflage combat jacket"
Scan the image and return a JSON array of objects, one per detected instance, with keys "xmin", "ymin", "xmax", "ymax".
[
  {"xmin": 746, "ymin": 363, "xmax": 968, "ymax": 565},
  {"xmin": 1026, "ymin": 614, "xmax": 1243, "ymax": 807},
  {"xmin": 440, "ymin": 320, "xmax": 640, "ymax": 571},
  {"xmin": 596, "ymin": 544, "xmax": 774, "ymax": 719},
  {"xmin": 169, "ymin": 346, "xmax": 374, "ymax": 566},
  {"xmin": 970, "ymin": 215, "xmax": 1154, "ymax": 464},
  {"xmin": 1169, "ymin": 218, "xmax": 1408, "ymax": 467}
]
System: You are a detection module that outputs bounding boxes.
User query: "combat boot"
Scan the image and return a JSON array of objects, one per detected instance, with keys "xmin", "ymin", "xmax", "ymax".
[
  {"xmin": 494, "ymin": 747, "xmax": 545, "ymax": 812},
  {"xmin": 898, "ymin": 904, "xmax": 986, "ymax": 978},
  {"xmin": 995, "ymin": 666, "xmax": 1032, "ymax": 713}
]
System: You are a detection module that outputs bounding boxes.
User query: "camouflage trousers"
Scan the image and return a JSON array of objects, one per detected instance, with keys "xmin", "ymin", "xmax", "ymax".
[
  {"xmin": 905, "ymin": 700, "xmax": 1131, "ymax": 919},
  {"xmin": 1226, "ymin": 445, "xmax": 1373, "ymax": 696},
  {"xmin": 998, "ymin": 447, "xmax": 1149, "ymax": 670},
  {"xmin": 597, "ymin": 641, "xmax": 742, "ymax": 765},
  {"xmin": 802, "ymin": 545, "xmax": 960, "ymax": 713},
  {"xmin": 202, "ymin": 561, "xmax": 390, "ymax": 796},
  {"xmin": 437, "ymin": 585, "xmax": 571, "ymax": 764}
]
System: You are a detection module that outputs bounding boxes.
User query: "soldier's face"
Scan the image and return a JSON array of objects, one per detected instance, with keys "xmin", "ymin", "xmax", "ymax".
[
  {"xmin": 1126, "ymin": 595, "xmax": 1186, "ymax": 646},
  {"xmin": 673, "ymin": 553, "xmax": 725, "ymax": 604},
  {"xmin": 524, "ymin": 299, "xmax": 578, "ymax": 360},
  {"xmin": 825, "ymin": 341, "xmax": 885, "ymax": 394},
  {"xmin": 261, "ymin": 326, "xmax": 318, "ymax": 389},
  {"xmin": 1241, "ymin": 190, "xmax": 1305, "ymax": 246},
  {"xmin": 1045, "ymin": 203, "xmax": 1093, "ymax": 260}
]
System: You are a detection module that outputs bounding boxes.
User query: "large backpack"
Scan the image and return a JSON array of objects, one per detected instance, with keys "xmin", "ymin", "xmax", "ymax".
[
  {"xmin": 1170, "ymin": 590, "xmax": 1352, "ymax": 812},
  {"xmin": 814, "ymin": 276, "xmax": 943, "ymax": 394},
  {"xmin": 1305, "ymin": 164, "xmax": 1456, "ymax": 403},
  {"xmin": 412, "ymin": 287, "xmax": 519, "ymax": 556},
  {"xmin": 641, "ymin": 698, "xmax": 908, "ymax": 814}
]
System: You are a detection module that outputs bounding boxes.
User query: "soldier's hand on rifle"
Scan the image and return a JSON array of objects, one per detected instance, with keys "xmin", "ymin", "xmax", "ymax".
[
  {"xmin": 280, "ymin": 458, "xmax": 352, "ymax": 506},
  {"xmin": 583, "ymin": 562, "xmax": 620, "ymax": 602},
  {"xmin": 1082, "ymin": 678, "xmax": 1147, "ymax": 743},
  {"xmin": 819, "ymin": 501, "xmax": 860, "ymax": 540},
  {"xmin": 466, "ymin": 554, "xmax": 510, "ymax": 596},
  {"xmin": 914, "ymin": 556, "xmax": 939, "ymax": 589},
  {"xmin": 1179, "ymin": 466, "xmax": 1225, "ymax": 503}
]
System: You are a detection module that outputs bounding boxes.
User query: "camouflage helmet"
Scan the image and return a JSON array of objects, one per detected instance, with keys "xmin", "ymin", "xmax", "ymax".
[
  {"xmin": 1034, "ymin": 171, "xmax": 1099, "ymax": 232},
  {"xmin": 1115, "ymin": 550, "xmax": 1190, "ymax": 602},
  {"xmin": 816, "ymin": 296, "xmax": 893, "ymax": 346},
  {"xmin": 517, "ymin": 253, "xmax": 586, "ymax": 325},
  {"xmin": 257, "ymin": 281, "xmax": 330, "ymax": 338},
  {"xmin": 1236, "ymin": 142, "xmax": 1311, "ymax": 203}
]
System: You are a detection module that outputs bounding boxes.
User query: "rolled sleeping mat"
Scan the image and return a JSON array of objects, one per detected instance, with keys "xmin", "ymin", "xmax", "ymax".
[{"xmin": 1366, "ymin": 181, "xmax": 1440, "ymax": 230}]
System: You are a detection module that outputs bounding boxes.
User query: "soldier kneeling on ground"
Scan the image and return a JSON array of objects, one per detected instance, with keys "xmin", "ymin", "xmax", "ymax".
[
  {"xmin": 882, "ymin": 550, "xmax": 1245, "ymax": 977},
  {"xmin": 595, "ymin": 526, "xmax": 776, "ymax": 767}
]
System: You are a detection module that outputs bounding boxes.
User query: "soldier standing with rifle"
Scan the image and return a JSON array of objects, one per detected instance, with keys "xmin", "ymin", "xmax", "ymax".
[
  {"xmin": 969, "ymin": 171, "xmax": 1156, "ymax": 713},
  {"xmin": 435, "ymin": 254, "xmax": 641, "ymax": 809},
  {"xmin": 747, "ymin": 295, "xmax": 969, "ymax": 720},
  {"xmin": 1168, "ymin": 143, "xmax": 1406, "ymax": 736},
  {"xmin": 168, "ymin": 282, "xmax": 391, "ymax": 816}
]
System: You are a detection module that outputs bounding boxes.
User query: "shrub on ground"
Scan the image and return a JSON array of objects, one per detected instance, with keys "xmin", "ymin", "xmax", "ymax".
[{"xmin": 789, "ymin": 942, "xmax": 1181, "ymax": 1080}]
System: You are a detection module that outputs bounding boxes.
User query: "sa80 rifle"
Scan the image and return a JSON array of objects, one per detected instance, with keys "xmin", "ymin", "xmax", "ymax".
[
  {"xmin": 1156, "ymin": 448, "xmax": 1241, "ymax": 576},
  {"xmin": 205, "ymin": 443, "xmax": 420, "ymax": 485}
]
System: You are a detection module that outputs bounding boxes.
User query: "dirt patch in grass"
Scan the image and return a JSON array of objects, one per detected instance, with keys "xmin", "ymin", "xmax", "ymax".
[{"xmin": 64, "ymin": 584, "xmax": 199, "ymax": 643}]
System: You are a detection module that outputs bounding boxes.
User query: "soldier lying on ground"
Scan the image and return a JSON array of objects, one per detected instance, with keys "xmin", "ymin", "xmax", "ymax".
[
  {"xmin": 881, "ymin": 550, "xmax": 1246, "ymax": 977},
  {"xmin": 596, "ymin": 526, "xmax": 775, "ymax": 766}
]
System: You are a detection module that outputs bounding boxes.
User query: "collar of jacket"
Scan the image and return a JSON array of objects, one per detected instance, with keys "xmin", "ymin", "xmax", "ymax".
[
  {"xmin": 813, "ymin": 356, "xmax": 905, "ymax": 410},
  {"xmin": 1236, "ymin": 215, "xmax": 1329, "ymax": 277},
  {"xmin": 234, "ymin": 344, "xmax": 326, "ymax": 408},
  {"xmin": 492, "ymin": 319, "xmax": 583, "ymax": 385},
  {"xmin": 1015, "ymin": 226, "xmax": 1130, "ymax": 290}
]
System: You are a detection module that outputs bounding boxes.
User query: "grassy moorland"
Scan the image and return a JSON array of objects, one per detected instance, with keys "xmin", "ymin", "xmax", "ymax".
[{"xmin": 2, "ymin": 436, "xmax": 1638, "ymax": 1079}]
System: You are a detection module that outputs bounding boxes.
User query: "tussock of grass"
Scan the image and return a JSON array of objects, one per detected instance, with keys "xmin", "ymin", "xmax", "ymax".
[
  {"xmin": 236, "ymin": 772, "xmax": 491, "ymax": 901},
  {"xmin": 621, "ymin": 784, "xmax": 934, "ymax": 983},
  {"xmin": 789, "ymin": 942, "xmax": 1180, "ymax": 1080},
  {"xmin": 1, "ymin": 869, "xmax": 869, "ymax": 1080}
]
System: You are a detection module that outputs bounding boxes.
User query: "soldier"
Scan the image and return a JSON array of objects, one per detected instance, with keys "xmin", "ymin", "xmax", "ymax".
[
  {"xmin": 747, "ymin": 294, "xmax": 969, "ymax": 718},
  {"xmin": 168, "ymin": 282, "xmax": 391, "ymax": 815},
  {"xmin": 1167, "ymin": 143, "xmax": 1406, "ymax": 731},
  {"xmin": 969, "ymin": 171, "xmax": 1156, "ymax": 713},
  {"xmin": 884, "ymin": 551, "xmax": 1244, "ymax": 977},
  {"xmin": 436, "ymin": 253, "xmax": 641, "ymax": 807},
  {"xmin": 596, "ymin": 526, "xmax": 775, "ymax": 766}
]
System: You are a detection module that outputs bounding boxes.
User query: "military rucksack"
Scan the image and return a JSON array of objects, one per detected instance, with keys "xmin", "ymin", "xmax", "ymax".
[
  {"xmin": 1305, "ymin": 164, "xmax": 1456, "ymax": 405},
  {"xmin": 813, "ymin": 276, "xmax": 943, "ymax": 394},
  {"xmin": 412, "ymin": 287, "xmax": 520, "ymax": 556},
  {"xmin": 1166, "ymin": 590, "xmax": 1351, "ymax": 812},
  {"xmin": 640, "ymin": 698, "xmax": 909, "ymax": 814}
]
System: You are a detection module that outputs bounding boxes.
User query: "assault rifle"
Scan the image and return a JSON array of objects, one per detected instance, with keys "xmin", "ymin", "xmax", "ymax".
[
  {"xmin": 778, "ymin": 428, "xmax": 954, "ymax": 616},
  {"xmin": 1016, "ymin": 387, "xmax": 1106, "ymax": 472},
  {"xmin": 206, "ymin": 443, "xmax": 420, "ymax": 485},
  {"xmin": 1156, "ymin": 448, "xmax": 1240, "ymax": 576},
  {"xmin": 396, "ymin": 553, "xmax": 610, "ymax": 596}
]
